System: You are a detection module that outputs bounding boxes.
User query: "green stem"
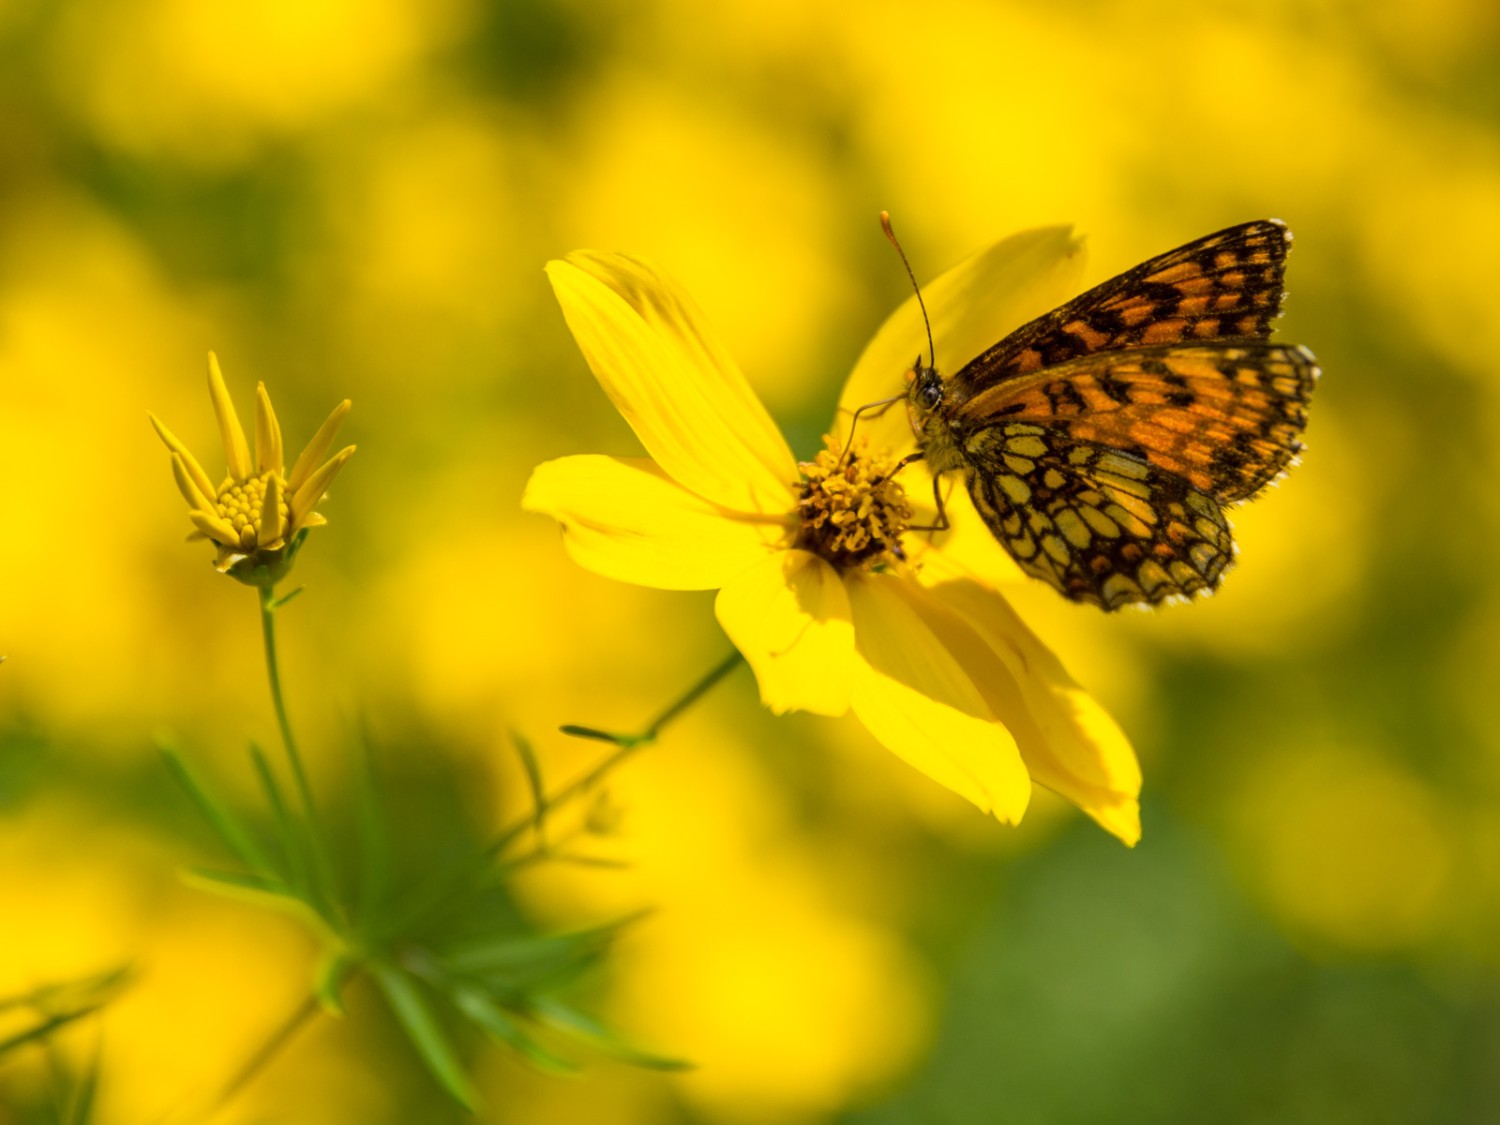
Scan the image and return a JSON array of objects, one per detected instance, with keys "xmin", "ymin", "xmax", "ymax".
[
  {"xmin": 209, "ymin": 992, "xmax": 321, "ymax": 1114},
  {"xmin": 259, "ymin": 586, "xmax": 319, "ymax": 832},
  {"xmin": 492, "ymin": 649, "xmax": 744, "ymax": 855},
  {"xmin": 383, "ymin": 651, "xmax": 744, "ymax": 938},
  {"xmin": 258, "ymin": 585, "xmax": 338, "ymax": 921}
]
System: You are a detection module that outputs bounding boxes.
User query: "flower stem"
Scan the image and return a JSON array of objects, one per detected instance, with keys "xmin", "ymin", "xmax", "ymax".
[
  {"xmin": 492, "ymin": 649, "xmax": 745, "ymax": 854},
  {"xmin": 259, "ymin": 585, "xmax": 319, "ymax": 831},
  {"xmin": 258, "ymin": 585, "xmax": 337, "ymax": 918},
  {"xmin": 559, "ymin": 648, "xmax": 745, "ymax": 749},
  {"xmin": 209, "ymin": 992, "xmax": 320, "ymax": 1114}
]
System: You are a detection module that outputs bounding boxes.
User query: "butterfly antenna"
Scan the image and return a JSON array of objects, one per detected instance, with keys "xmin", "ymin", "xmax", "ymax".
[{"xmin": 880, "ymin": 210, "xmax": 936, "ymax": 370}]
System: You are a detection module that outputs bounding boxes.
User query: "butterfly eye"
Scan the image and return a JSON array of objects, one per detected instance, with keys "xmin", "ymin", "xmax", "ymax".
[{"xmin": 919, "ymin": 378, "xmax": 943, "ymax": 410}]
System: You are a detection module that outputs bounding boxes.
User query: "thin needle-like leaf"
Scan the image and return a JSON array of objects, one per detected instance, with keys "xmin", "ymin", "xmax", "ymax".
[
  {"xmin": 314, "ymin": 951, "xmax": 355, "ymax": 1016},
  {"xmin": 510, "ymin": 731, "xmax": 548, "ymax": 843},
  {"xmin": 0, "ymin": 1007, "xmax": 100, "ymax": 1057},
  {"xmin": 354, "ymin": 739, "xmax": 392, "ymax": 922},
  {"xmin": 530, "ymin": 996, "xmax": 691, "ymax": 1071},
  {"xmin": 248, "ymin": 744, "xmax": 311, "ymax": 901},
  {"xmin": 161, "ymin": 747, "xmax": 277, "ymax": 877},
  {"xmin": 452, "ymin": 989, "xmax": 576, "ymax": 1074},
  {"xmin": 65, "ymin": 1034, "xmax": 102, "ymax": 1125},
  {"xmin": 373, "ymin": 966, "xmax": 476, "ymax": 1109}
]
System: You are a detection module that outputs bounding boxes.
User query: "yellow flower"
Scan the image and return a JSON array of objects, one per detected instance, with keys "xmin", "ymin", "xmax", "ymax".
[
  {"xmin": 522, "ymin": 233, "xmax": 1142, "ymax": 844},
  {"xmin": 151, "ymin": 353, "xmax": 355, "ymax": 585}
]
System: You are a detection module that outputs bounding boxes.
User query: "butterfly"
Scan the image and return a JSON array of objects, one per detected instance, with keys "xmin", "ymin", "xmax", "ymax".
[{"xmin": 903, "ymin": 219, "xmax": 1319, "ymax": 610}]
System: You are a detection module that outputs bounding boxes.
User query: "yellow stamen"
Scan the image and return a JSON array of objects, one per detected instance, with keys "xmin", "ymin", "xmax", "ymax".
[
  {"xmin": 287, "ymin": 400, "xmax": 352, "ymax": 494},
  {"xmin": 255, "ymin": 382, "xmax": 284, "ymax": 476},
  {"xmin": 150, "ymin": 414, "xmax": 217, "ymax": 501},
  {"xmin": 795, "ymin": 436, "xmax": 911, "ymax": 571},
  {"xmin": 207, "ymin": 352, "xmax": 251, "ymax": 481},
  {"xmin": 291, "ymin": 445, "xmax": 356, "ymax": 527}
]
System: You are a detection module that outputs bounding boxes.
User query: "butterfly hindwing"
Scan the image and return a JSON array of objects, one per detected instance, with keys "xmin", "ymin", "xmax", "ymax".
[
  {"xmin": 961, "ymin": 424, "xmax": 1235, "ymax": 610},
  {"xmin": 955, "ymin": 342, "xmax": 1318, "ymax": 505},
  {"xmin": 950, "ymin": 219, "xmax": 1291, "ymax": 397}
]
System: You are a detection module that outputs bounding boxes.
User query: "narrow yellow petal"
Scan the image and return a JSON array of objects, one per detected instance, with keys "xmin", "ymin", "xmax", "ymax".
[
  {"xmin": 926, "ymin": 579, "xmax": 1141, "ymax": 845},
  {"xmin": 255, "ymin": 382, "xmax": 284, "ymax": 476},
  {"xmin": 844, "ymin": 573, "xmax": 1031, "ymax": 824},
  {"xmin": 523, "ymin": 455, "xmax": 784, "ymax": 591},
  {"xmin": 714, "ymin": 550, "xmax": 853, "ymax": 717},
  {"xmin": 548, "ymin": 255, "xmax": 797, "ymax": 515},
  {"xmin": 836, "ymin": 226, "xmax": 1087, "ymax": 454},
  {"xmin": 258, "ymin": 474, "xmax": 285, "ymax": 548},
  {"xmin": 170, "ymin": 453, "xmax": 214, "ymax": 512},
  {"xmin": 189, "ymin": 509, "xmax": 240, "ymax": 547},
  {"xmin": 291, "ymin": 446, "xmax": 355, "ymax": 527},
  {"xmin": 207, "ymin": 352, "xmax": 251, "ymax": 480},
  {"xmin": 149, "ymin": 414, "xmax": 217, "ymax": 501},
  {"xmin": 287, "ymin": 399, "xmax": 351, "ymax": 494}
]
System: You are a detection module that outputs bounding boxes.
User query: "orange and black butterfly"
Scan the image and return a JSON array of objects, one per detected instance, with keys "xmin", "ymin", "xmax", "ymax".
[{"xmin": 904, "ymin": 219, "xmax": 1319, "ymax": 610}]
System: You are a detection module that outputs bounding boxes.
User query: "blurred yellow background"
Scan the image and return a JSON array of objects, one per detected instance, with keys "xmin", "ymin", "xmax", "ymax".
[{"xmin": 3, "ymin": 0, "xmax": 1500, "ymax": 1120}]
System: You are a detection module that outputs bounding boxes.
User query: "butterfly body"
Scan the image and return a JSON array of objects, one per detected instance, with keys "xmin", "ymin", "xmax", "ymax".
[{"xmin": 905, "ymin": 220, "xmax": 1319, "ymax": 610}]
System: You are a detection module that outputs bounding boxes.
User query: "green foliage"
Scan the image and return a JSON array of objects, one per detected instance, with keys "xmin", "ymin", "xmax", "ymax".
[
  {"xmin": 164, "ymin": 723, "xmax": 685, "ymax": 1110},
  {"xmin": 0, "ymin": 966, "xmax": 127, "ymax": 1124}
]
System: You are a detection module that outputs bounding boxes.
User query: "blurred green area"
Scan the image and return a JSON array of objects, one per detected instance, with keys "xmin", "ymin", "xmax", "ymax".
[{"xmin": 2, "ymin": 0, "xmax": 1500, "ymax": 1120}]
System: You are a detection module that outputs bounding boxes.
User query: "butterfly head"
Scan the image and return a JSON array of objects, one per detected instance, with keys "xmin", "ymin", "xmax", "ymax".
[{"xmin": 904, "ymin": 355, "xmax": 945, "ymax": 435}]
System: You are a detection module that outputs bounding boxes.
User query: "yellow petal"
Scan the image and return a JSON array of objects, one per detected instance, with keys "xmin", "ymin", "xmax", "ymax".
[
  {"xmin": 523, "ymin": 455, "xmax": 785, "ymax": 591},
  {"xmin": 169, "ymin": 453, "xmax": 214, "ymax": 513},
  {"xmin": 258, "ymin": 474, "xmax": 285, "ymax": 548},
  {"xmin": 836, "ymin": 226, "xmax": 1088, "ymax": 454},
  {"xmin": 255, "ymin": 382, "xmax": 284, "ymax": 476},
  {"xmin": 547, "ymin": 254, "xmax": 797, "ymax": 515},
  {"xmin": 287, "ymin": 399, "xmax": 352, "ymax": 494},
  {"xmin": 844, "ymin": 573, "xmax": 1030, "ymax": 823},
  {"xmin": 714, "ymin": 550, "xmax": 853, "ymax": 717},
  {"xmin": 290, "ymin": 446, "xmax": 355, "ymax": 527},
  {"xmin": 189, "ymin": 509, "xmax": 239, "ymax": 547},
  {"xmin": 207, "ymin": 352, "xmax": 251, "ymax": 481},
  {"xmin": 925, "ymin": 579, "xmax": 1141, "ymax": 845},
  {"xmin": 149, "ymin": 414, "xmax": 217, "ymax": 502}
]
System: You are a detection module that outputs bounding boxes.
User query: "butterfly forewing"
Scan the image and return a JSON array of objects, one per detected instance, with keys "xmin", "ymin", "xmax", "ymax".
[
  {"xmin": 950, "ymin": 219, "xmax": 1291, "ymax": 396},
  {"xmin": 957, "ymin": 343, "xmax": 1318, "ymax": 504},
  {"xmin": 962, "ymin": 425, "xmax": 1235, "ymax": 609}
]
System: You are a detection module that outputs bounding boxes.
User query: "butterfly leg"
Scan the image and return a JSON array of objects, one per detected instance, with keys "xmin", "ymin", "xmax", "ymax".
[
  {"xmin": 905, "ymin": 474, "xmax": 951, "ymax": 534},
  {"xmin": 837, "ymin": 395, "xmax": 904, "ymax": 466}
]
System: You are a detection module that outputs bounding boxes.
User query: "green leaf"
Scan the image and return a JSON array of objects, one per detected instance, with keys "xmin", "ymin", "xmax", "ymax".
[
  {"xmin": 372, "ymin": 965, "xmax": 476, "ymax": 1109},
  {"xmin": 0, "ymin": 1006, "xmax": 99, "ymax": 1057},
  {"xmin": 65, "ymin": 1038, "xmax": 102, "ymax": 1125},
  {"xmin": 452, "ymin": 988, "xmax": 576, "ymax": 1074},
  {"xmin": 161, "ymin": 748, "xmax": 276, "ymax": 877},
  {"xmin": 248, "ymin": 743, "xmax": 309, "ymax": 896},
  {"xmin": 0, "ymin": 966, "xmax": 130, "ymax": 1016},
  {"xmin": 531, "ymin": 996, "xmax": 692, "ymax": 1071},
  {"xmin": 510, "ymin": 731, "xmax": 548, "ymax": 839},
  {"xmin": 354, "ymin": 739, "xmax": 392, "ymax": 921},
  {"xmin": 440, "ymin": 916, "xmax": 635, "ymax": 978},
  {"xmin": 185, "ymin": 867, "xmax": 291, "ymax": 899},
  {"xmin": 314, "ymin": 951, "xmax": 355, "ymax": 1016}
]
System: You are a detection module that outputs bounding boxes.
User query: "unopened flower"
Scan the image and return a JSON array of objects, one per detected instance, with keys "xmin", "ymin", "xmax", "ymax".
[
  {"xmin": 523, "ymin": 239, "xmax": 1143, "ymax": 844},
  {"xmin": 151, "ymin": 353, "xmax": 355, "ymax": 586}
]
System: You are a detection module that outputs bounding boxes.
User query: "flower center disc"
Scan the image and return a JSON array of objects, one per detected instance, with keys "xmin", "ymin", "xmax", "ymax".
[
  {"xmin": 795, "ymin": 437, "xmax": 912, "ymax": 571},
  {"xmin": 217, "ymin": 473, "xmax": 288, "ymax": 549}
]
